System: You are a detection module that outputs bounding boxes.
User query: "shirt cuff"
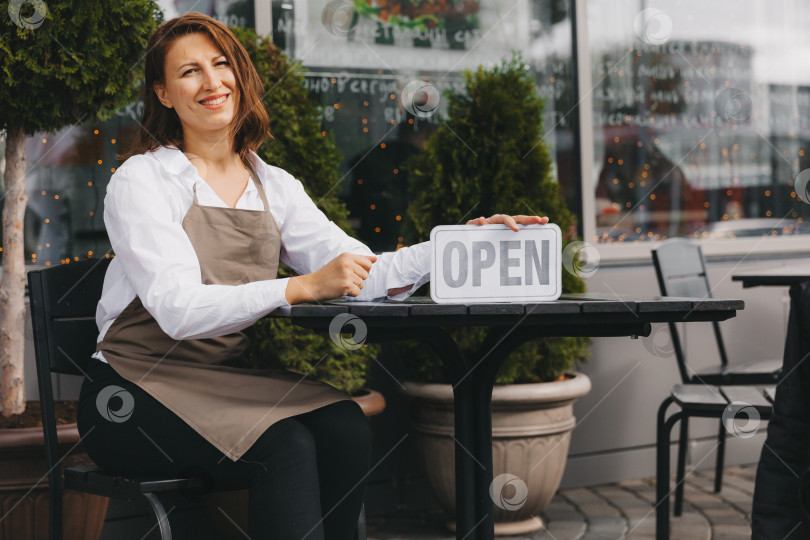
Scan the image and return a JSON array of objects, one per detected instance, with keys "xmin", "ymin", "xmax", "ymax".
[
  {"xmin": 385, "ymin": 241, "xmax": 431, "ymax": 301},
  {"xmin": 387, "ymin": 271, "xmax": 431, "ymax": 301}
]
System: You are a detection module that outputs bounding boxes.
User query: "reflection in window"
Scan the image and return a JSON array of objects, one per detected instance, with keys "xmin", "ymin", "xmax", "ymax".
[
  {"xmin": 589, "ymin": 0, "xmax": 810, "ymax": 243},
  {"xmin": 5, "ymin": 0, "xmax": 579, "ymax": 265},
  {"xmin": 296, "ymin": 0, "xmax": 580, "ymax": 250}
]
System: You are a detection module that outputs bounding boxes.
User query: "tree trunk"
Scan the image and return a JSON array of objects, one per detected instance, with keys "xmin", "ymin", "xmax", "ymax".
[{"xmin": 0, "ymin": 124, "xmax": 28, "ymax": 417}]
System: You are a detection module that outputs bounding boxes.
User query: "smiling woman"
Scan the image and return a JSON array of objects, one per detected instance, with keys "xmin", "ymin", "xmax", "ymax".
[
  {"xmin": 78, "ymin": 10, "xmax": 542, "ymax": 540},
  {"xmin": 118, "ymin": 16, "xmax": 268, "ymax": 169}
]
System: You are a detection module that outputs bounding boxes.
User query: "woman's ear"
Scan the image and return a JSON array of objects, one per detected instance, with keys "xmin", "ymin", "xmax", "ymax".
[{"xmin": 153, "ymin": 83, "xmax": 172, "ymax": 109}]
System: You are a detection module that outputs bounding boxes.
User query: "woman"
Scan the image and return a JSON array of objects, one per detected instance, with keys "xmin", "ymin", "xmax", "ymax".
[{"xmin": 77, "ymin": 11, "xmax": 548, "ymax": 539}]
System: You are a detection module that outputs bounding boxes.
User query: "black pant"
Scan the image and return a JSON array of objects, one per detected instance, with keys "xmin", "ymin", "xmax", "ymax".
[
  {"xmin": 77, "ymin": 360, "xmax": 373, "ymax": 540},
  {"xmin": 752, "ymin": 282, "xmax": 810, "ymax": 539}
]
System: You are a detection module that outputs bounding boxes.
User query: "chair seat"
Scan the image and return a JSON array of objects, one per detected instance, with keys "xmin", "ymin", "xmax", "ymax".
[
  {"xmin": 671, "ymin": 384, "xmax": 774, "ymax": 416},
  {"xmin": 691, "ymin": 358, "xmax": 783, "ymax": 385},
  {"xmin": 64, "ymin": 464, "xmax": 207, "ymax": 500}
]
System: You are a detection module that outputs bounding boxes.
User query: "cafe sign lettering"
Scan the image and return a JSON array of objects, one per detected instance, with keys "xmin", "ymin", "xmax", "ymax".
[{"xmin": 430, "ymin": 224, "xmax": 562, "ymax": 303}]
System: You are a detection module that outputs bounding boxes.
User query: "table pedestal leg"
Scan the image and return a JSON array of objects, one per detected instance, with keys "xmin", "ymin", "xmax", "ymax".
[
  {"xmin": 418, "ymin": 329, "xmax": 479, "ymax": 539},
  {"xmin": 451, "ymin": 325, "xmax": 558, "ymax": 540}
]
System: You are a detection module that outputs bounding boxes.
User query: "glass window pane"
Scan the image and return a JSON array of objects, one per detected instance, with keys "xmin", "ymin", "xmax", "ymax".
[
  {"xmin": 588, "ymin": 0, "xmax": 810, "ymax": 243},
  {"xmin": 291, "ymin": 0, "xmax": 580, "ymax": 250},
  {"xmin": 5, "ymin": 0, "xmax": 578, "ymax": 265}
]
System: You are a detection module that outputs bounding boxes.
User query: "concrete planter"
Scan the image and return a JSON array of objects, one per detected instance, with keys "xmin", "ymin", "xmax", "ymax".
[
  {"xmin": 0, "ymin": 423, "xmax": 108, "ymax": 540},
  {"xmin": 402, "ymin": 372, "xmax": 591, "ymax": 535}
]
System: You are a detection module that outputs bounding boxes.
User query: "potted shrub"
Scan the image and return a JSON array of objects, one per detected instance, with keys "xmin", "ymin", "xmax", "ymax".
[
  {"xmin": 0, "ymin": 1, "xmax": 161, "ymax": 538},
  {"xmin": 397, "ymin": 54, "xmax": 592, "ymax": 535},
  {"xmin": 230, "ymin": 25, "xmax": 384, "ymax": 411},
  {"xmin": 204, "ymin": 28, "xmax": 385, "ymax": 537}
]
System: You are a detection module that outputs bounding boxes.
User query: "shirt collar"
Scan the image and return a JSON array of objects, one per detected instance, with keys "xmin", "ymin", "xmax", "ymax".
[{"xmin": 149, "ymin": 145, "xmax": 263, "ymax": 186}]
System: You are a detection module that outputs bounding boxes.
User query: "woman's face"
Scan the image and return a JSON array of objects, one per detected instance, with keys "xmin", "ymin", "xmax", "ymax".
[{"xmin": 153, "ymin": 32, "xmax": 238, "ymax": 141}]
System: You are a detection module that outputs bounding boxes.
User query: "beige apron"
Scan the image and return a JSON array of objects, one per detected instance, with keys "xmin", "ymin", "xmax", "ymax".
[{"xmin": 97, "ymin": 162, "xmax": 351, "ymax": 461}]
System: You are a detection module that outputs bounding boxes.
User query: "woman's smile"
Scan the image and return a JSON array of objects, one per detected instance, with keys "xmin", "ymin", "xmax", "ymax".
[{"xmin": 200, "ymin": 93, "xmax": 229, "ymax": 109}]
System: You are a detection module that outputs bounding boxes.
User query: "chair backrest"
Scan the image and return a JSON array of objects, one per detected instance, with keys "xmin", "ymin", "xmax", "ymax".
[
  {"xmin": 651, "ymin": 239, "xmax": 729, "ymax": 382},
  {"xmin": 29, "ymin": 258, "xmax": 111, "ymax": 375},
  {"xmin": 28, "ymin": 257, "xmax": 111, "ymax": 490}
]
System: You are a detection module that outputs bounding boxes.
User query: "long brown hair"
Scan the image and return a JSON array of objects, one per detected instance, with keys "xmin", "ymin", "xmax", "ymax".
[{"xmin": 116, "ymin": 12, "xmax": 271, "ymax": 166}]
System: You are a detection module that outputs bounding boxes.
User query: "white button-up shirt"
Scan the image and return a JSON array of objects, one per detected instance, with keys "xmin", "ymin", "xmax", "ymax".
[{"xmin": 93, "ymin": 145, "xmax": 431, "ymax": 363}]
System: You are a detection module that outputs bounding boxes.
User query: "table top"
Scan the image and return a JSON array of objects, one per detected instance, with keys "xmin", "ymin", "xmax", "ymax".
[
  {"xmin": 268, "ymin": 293, "xmax": 743, "ymax": 330},
  {"xmin": 731, "ymin": 265, "xmax": 810, "ymax": 288}
]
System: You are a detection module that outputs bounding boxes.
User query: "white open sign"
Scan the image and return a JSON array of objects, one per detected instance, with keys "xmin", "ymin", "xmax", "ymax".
[{"xmin": 430, "ymin": 224, "xmax": 562, "ymax": 304}]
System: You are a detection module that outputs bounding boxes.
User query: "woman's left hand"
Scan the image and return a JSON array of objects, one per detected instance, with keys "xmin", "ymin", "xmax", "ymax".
[{"xmin": 466, "ymin": 214, "xmax": 549, "ymax": 232}]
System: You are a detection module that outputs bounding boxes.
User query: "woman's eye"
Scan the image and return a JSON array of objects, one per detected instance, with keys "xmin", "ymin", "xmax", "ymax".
[{"xmin": 217, "ymin": 61, "xmax": 229, "ymax": 67}]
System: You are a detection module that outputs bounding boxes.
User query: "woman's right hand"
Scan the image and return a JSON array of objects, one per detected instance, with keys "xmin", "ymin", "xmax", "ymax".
[{"xmin": 285, "ymin": 253, "xmax": 377, "ymax": 304}]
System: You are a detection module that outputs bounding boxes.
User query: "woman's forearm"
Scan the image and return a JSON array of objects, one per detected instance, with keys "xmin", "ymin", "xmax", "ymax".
[{"xmin": 387, "ymin": 284, "xmax": 413, "ymax": 296}]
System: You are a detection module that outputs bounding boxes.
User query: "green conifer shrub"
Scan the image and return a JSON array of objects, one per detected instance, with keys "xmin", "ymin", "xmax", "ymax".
[
  {"xmin": 401, "ymin": 53, "xmax": 590, "ymax": 384},
  {"xmin": 232, "ymin": 27, "xmax": 378, "ymax": 395}
]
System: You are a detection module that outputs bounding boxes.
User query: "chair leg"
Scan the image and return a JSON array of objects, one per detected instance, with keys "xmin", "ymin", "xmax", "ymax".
[
  {"xmin": 674, "ymin": 416, "xmax": 689, "ymax": 517},
  {"xmin": 354, "ymin": 502, "xmax": 367, "ymax": 540},
  {"xmin": 715, "ymin": 418, "xmax": 726, "ymax": 493},
  {"xmin": 656, "ymin": 397, "xmax": 678, "ymax": 540},
  {"xmin": 49, "ymin": 475, "xmax": 63, "ymax": 540},
  {"xmin": 143, "ymin": 492, "xmax": 172, "ymax": 540}
]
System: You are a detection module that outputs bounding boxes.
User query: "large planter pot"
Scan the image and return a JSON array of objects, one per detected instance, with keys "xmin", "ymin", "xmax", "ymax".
[
  {"xmin": 0, "ymin": 423, "xmax": 109, "ymax": 540},
  {"xmin": 402, "ymin": 372, "xmax": 591, "ymax": 535},
  {"xmin": 206, "ymin": 388, "xmax": 386, "ymax": 539}
]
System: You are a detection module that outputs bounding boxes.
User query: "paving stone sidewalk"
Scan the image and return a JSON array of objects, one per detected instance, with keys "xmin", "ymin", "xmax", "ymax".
[{"xmin": 366, "ymin": 464, "xmax": 758, "ymax": 540}]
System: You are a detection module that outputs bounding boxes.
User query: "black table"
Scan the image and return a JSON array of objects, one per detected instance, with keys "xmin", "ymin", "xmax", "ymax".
[
  {"xmin": 733, "ymin": 266, "xmax": 810, "ymax": 537},
  {"xmin": 269, "ymin": 293, "xmax": 743, "ymax": 540},
  {"xmin": 732, "ymin": 266, "xmax": 810, "ymax": 289}
]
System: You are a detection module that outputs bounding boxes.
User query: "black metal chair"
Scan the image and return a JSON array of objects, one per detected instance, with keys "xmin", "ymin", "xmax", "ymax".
[
  {"xmin": 29, "ymin": 258, "xmax": 367, "ymax": 540},
  {"xmin": 656, "ymin": 384, "xmax": 773, "ymax": 540},
  {"xmin": 651, "ymin": 239, "xmax": 781, "ymax": 516}
]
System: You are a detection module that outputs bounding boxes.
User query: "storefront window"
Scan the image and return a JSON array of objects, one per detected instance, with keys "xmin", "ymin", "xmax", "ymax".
[
  {"xmin": 589, "ymin": 0, "xmax": 810, "ymax": 243},
  {"xmin": 3, "ymin": 0, "xmax": 576, "ymax": 265},
  {"xmin": 292, "ymin": 0, "xmax": 579, "ymax": 251}
]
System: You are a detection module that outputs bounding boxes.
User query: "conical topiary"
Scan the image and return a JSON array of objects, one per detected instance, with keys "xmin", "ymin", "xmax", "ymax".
[
  {"xmin": 232, "ymin": 27, "xmax": 378, "ymax": 395},
  {"xmin": 401, "ymin": 53, "xmax": 590, "ymax": 383}
]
